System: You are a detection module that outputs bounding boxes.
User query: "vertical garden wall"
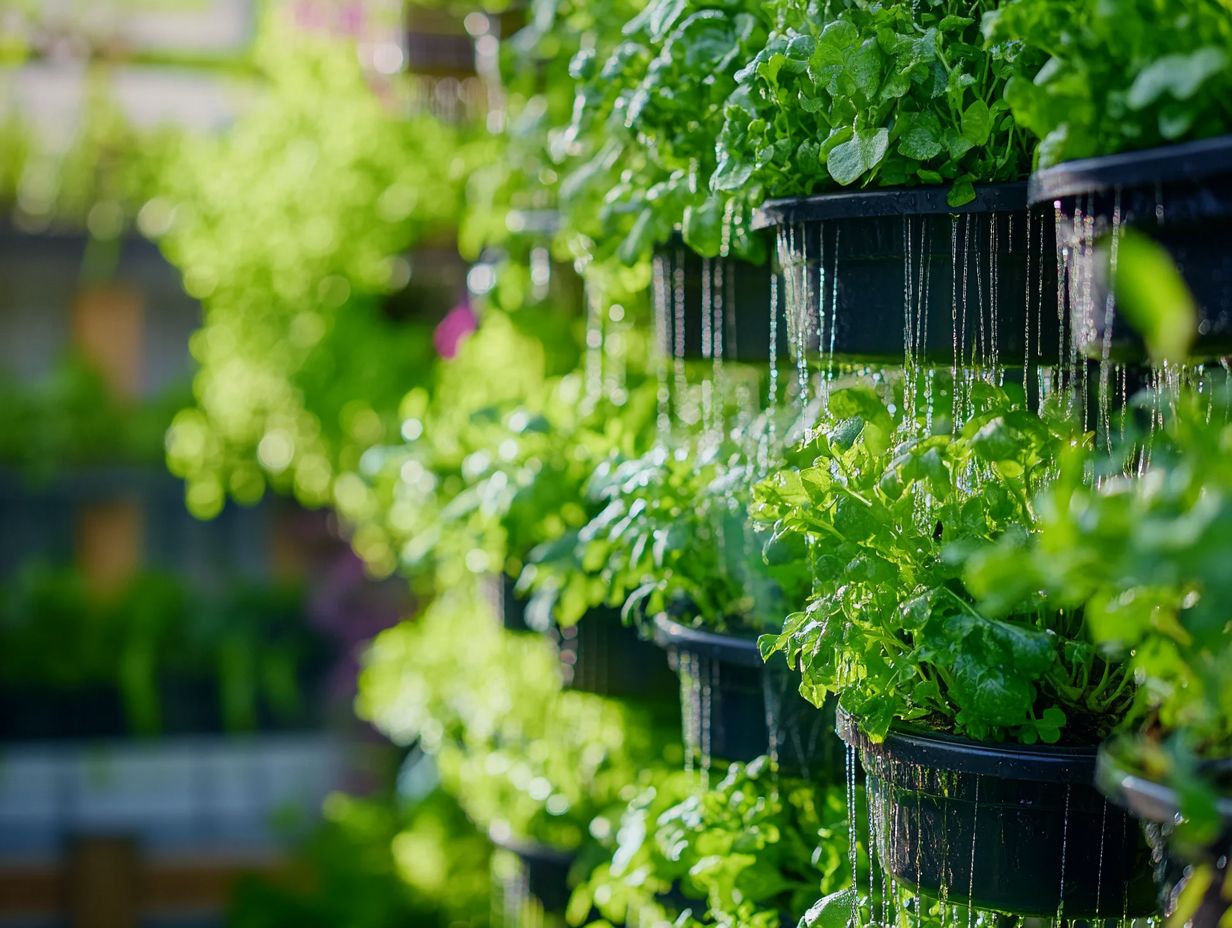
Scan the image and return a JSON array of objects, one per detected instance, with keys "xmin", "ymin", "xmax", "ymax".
[{"xmin": 53, "ymin": 0, "xmax": 1232, "ymax": 925}]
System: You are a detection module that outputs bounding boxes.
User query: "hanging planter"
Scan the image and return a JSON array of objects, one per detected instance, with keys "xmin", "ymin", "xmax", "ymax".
[
  {"xmin": 652, "ymin": 243, "xmax": 786, "ymax": 363},
  {"xmin": 490, "ymin": 830, "xmax": 576, "ymax": 923},
  {"xmin": 1028, "ymin": 135, "xmax": 1232, "ymax": 363},
  {"xmin": 753, "ymin": 184, "xmax": 1062, "ymax": 368},
  {"xmin": 837, "ymin": 707, "xmax": 1155, "ymax": 918},
  {"xmin": 652, "ymin": 614, "xmax": 839, "ymax": 777},
  {"xmin": 1097, "ymin": 743, "xmax": 1232, "ymax": 927},
  {"xmin": 552, "ymin": 606, "xmax": 679, "ymax": 702}
]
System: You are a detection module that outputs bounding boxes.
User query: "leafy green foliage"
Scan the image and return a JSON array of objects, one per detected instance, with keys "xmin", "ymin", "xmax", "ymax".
[
  {"xmin": 519, "ymin": 402, "xmax": 814, "ymax": 633},
  {"xmin": 228, "ymin": 789, "xmax": 491, "ymax": 928},
  {"xmin": 984, "ymin": 0, "xmax": 1232, "ymax": 167},
  {"xmin": 966, "ymin": 383, "xmax": 1232, "ymax": 792},
  {"xmin": 334, "ymin": 309, "xmax": 655, "ymax": 583},
  {"xmin": 0, "ymin": 72, "xmax": 179, "ymax": 237},
  {"xmin": 158, "ymin": 20, "xmax": 463, "ymax": 518},
  {"xmin": 1109, "ymin": 230, "xmax": 1198, "ymax": 364},
  {"xmin": 714, "ymin": 0, "xmax": 1034, "ymax": 208},
  {"xmin": 558, "ymin": 0, "xmax": 774, "ymax": 275},
  {"xmin": 575, "ymin": 758, "xmax": 856, "ymax": 928},
  {"xmin": 358, "ymin": 580, "xmax": 677, "ymax": 850},
  {"xmin": 0, "ymin": 564, "xmax": 318, "ymax": 735},
  {"xmin": 0, "ymin": 357, "xmax": 188, "ymax": 480},
  {"xmin": 759, "ymin": 379, "xmax": 1132, "ymax": 744}
]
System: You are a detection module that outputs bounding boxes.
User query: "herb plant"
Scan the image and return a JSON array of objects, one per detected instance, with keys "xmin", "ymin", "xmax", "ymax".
[
  {"xmin": 713, "ymin": 0, "xmax": 1036, "ymax": 208},
  {"xmin": 758, "ymin": 379, "xmax": 1133, "ymax": 744},
  {"xmin": 520, "ymin": 404, "xmax": 814, "ymax": 634},
  {"xmin": 0, "ymin": 358, "xmax": 189, "ymax": 481},
  {"xmin": 983, "ymin": 0, "xmax": 1232, "ymax": 168},
  {"xmin": 966, "ymin": 382, "xmax": 1232, "ymax": 835},
  {"xmin": 574, "ymin": 758, "xmax": 855, "ymax": 928},
  {"xmin": 559, "ymin": 0, "xmax": 774, "ymax": 270},
  {"xmin": 0, "ymin": 564, "xmax": 319, "ymax": 735},
  {"xmin": 158, "ymin": 19, "xmax": 462, "ymax": 518},
  {"xmin": 358, "ymin": 580, "xmax": 676, "ymax": 851},
  {"xmin": 228, "ymin": 788, "xmax": 492, "ymax": 928}
]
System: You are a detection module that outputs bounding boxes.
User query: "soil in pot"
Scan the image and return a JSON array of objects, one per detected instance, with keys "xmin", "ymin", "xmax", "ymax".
[
  {"xmin": 1029, "ymin": 135, "xmax": 1232, "ymax": 363},
  {"xmin": 652, "ymin": 244, "xmax": 786, "ymax": 364},
  {"xmin": 1097, "ymin": 743, "xmax": 1232, "ymax": 928},
  {"xmin": 753, "ymin": 183, "xmax": 1062, "ymax": 370},
  {"xmin": 837, "ymin": 707, "xmax": 1156, "ymax": 918},
  {"xmin": 653, "ymin": 614, "xmax": 840, "ymax": 779}
]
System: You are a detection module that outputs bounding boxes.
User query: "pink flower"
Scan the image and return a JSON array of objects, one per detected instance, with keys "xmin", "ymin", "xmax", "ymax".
[{"xmin": 433, "ymin": 302, "xmax": 477, "ymax": 359}]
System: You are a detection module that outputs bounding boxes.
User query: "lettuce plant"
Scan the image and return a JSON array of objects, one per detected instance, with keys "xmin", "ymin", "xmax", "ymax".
[
  {"xmin": 983, "ymin": 0, "xmax": 1232, "ymax": 168},
  {"xmin": 559, "ymin": 0, "xmax": 776, "ymax": 270},
  {"xmin": 358, "ymin": 581, "xmax": 676, "ymax": 851},
  {"xmin": 574, "ymin": 758, "xmax": 855, "ymax": 928},
  {"xmin": 519, "ymin": 403, "xmax": 814, "ymax": 634},
  {"xmin": 713, "ymin": 0, "xmax": 1036, "ymax": 208},
  {"xmin": 758, "ymin": 380, "xmax": 1133, "ymax": 744},
  {"xmin": 966, "ymin": 383, "xmax": 1232, "ymax": 836}
]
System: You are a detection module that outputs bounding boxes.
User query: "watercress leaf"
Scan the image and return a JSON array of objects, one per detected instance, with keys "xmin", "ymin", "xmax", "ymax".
[
  {"xmin": 1126, "ymin": 47, "xmax": 1228, "ymax": 110},
  {"xmin": 829, "ymin": 416, "xmax": 865, "ymax": 450},
  {"xmin": 682, "ymin": 196, "xmax": 724, "ymax": 258},
  {"xmin": 970, "ymin": 416, "xmax": 1020, "ymax": 462},
  {"xmin": 950, "ymin": 649, "xmax": 1036, "ymax": 727},
  {"xmin": 947, "ymin": 176, "xmax": 976, "ymax": 207},
  {"xmin": 808, "ymin": 20, "xmax": 861, "ymax": 92},
  {"xmin": 961, "ymin": 99, "xmax": 992, "ymax": 146},
  {"xmin": 800, "ymin": 889, "xmax": 857, "ymax": 928},
  {"xmin": 826, "ymin": 128, "xmax": 889, "ymax": 185},
  {"xmin": 938, "ymin": 15, "xmax": 974, "ymax": 32},
  {"xmin": 1112, "ymin": 230, "xmax": 1197, "ymax": 364},
  {"xmin": 897, "ymin": 112, "xmax": 944, "ymax": 160},
  {"xmin": 764, "ymin": 524, "xmax": 808, "ymax": 567}
]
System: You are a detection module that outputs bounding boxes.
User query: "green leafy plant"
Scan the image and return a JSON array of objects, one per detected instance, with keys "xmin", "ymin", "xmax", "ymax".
[
  {"xmin": 966, "ymin": 381, "xmax": 1232, "ymax": 838},
  {"xmin": 358, "ymin": 580, "xmax": 677, "ymax": 851},
  {"xmin": 983, "ymin": 0, "xmax": 1232, "ymax": 168},
  {"xmin": 519, "ymin": 401, "xmax": 813, "ymax": 634},
  {"xmin": 759, "ymin": 379, "xmax": 1133, "ymax": 744},
  {"xmin": 0, "ymin": 564, "xmax": 319, "ymax": 735},
  {"xmin": 0, "ymin": 357, "xmax": 189, "ymax": 480},
  {"xmin": 713, "ymin": 0, "xmax": 1036, "ymax": 208},
  {"xmin": 158, "ymin": 17, "xmax": 463, "ymax": 518},
  {"xmin": 1, "ymin": 69, "xmax": 179, "ymax": 236},
  {"xmin": 228, "ymin": 788, "xmax": 491, "ymax": 928},
  {"xmin": 575, "ymin": 757, "xmax": 856, "ymax": 927},
  {"xmin": 558, "ymin": 0, "xmax": 774, "ymax": 273}
]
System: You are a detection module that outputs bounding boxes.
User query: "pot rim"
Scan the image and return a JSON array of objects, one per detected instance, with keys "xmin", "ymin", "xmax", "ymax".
[
  {"xmin": 752, "ymin": 181, "xmax": 1028, "ymax": 230},
  {"xmin": 1028, "ymin": 134, "xmax": 1232, "ymax": 205},
  {"xmin": 651, "ymin": 613, "xmax": 763, "ymax": 668},
  {"xmin": 1095, "ymin": 741, "xmax": 1232, "ymax": 825},
  {"xmin": 654, "ymin": 232, "xmax": 772, "ymax": 262},
  {"xmin": 836, "ymin": 705, "xmax": 1100, "ymax": 783}
]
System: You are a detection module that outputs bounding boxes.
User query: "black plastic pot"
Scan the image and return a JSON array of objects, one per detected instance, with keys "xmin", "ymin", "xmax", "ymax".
[
  {"xmin": 552, "ymin": 606, "xmax": 679, "ymax": 702},
  {"xmin": 1097, "ymin": 743, "xmax": 1232, "ymax": 927},
  {"xmin": 653, "ymin": 244, "xmax": 786, "ymax": 363},
  {"xmin": 490, "ymin": 831, "xmax": 576, "ymax": 918},
  {"xmin": 837, "ymin": 708, "xmax": 1155, "ymax": 917},
  {"xmin": 753, "ymin": 183, "xmax": 1062, "ymax": 367},
  {"xmin": 484, "ymin": 573, "xmax": 532, "ymax": 632},
  {"xmin": 1029, "ymin": 135, "xmax": 1232, "ymax": 362},
  {"xmin": 653, "ymin": 615, "xmax": 839, "ymax": 777}
]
